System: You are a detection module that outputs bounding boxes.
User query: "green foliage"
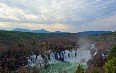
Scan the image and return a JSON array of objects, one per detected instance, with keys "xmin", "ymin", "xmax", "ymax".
[
  {"xmin": 0, "ymin": 68, "xmax": 1, "ymax": 73},
  {"xmin": 75, "ymin": 64, "xmax": 84, "ymax": 73},
  {"xmin": 108, "ymin": 46, "xmax": 116, "ymax": 60},
  {"xmin": 105, "ymin": 57, "xmax": 116, "ymax": 73},
  {"xmin": 91, "ymin": 67, "xmax": 102, "ymax": 73}
]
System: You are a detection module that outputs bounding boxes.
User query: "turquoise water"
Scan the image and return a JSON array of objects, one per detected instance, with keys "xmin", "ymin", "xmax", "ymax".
[{"xmin": 40, "ymin": 62, "xmax": 86, "ymax": 73}]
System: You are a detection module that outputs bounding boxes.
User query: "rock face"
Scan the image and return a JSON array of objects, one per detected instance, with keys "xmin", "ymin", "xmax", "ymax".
[
  {"xmin": 80, "ymin": 58, "xmax": 86, "ymax": 63},
  {"xmin": 87, "ymin": 44, "xmax": 110, "ymax": 67}
]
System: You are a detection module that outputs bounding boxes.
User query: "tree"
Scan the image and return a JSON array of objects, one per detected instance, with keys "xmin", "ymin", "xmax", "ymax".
[
  {"xmin": 75, "ymin": 64, "xmax": 84, "ymax": 73},
  {"xmin": 0, "ymin": 67, "xmax": 2, "ymax": 73},
  {"xmin": 108, "ymin": 46, "xmax": 116, "ymax": 60},
  {"xmin": 105, "ymin": 57, "xmax": 116, "ymax": 73},
  {"xmin": 18, "ymin": 67, "xmax": 30, "ymax": 73},
  {"xmin": 33, "ymin": 66, "xmax": 40, "ymax": 73},
  {"xmin": 91, "ymin": 67, "xmax": 102, "ymax": 73},
  {"xmin": 85, "ymin": 65, "xmax": 104, "ymax": 73}
]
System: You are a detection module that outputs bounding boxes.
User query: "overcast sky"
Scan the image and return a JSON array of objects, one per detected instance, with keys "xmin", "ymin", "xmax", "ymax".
[{"xmin": 0, "ymin": 0, "xmax": 116, "ymax": 32}]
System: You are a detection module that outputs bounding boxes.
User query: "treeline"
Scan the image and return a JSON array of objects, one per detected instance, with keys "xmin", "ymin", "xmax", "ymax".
[{"xmin": 0, "ymin": 31, "xmax": 78, "ymax": 54}]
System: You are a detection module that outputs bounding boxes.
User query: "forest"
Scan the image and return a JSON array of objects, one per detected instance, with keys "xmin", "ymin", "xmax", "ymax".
[{"xmin": 0, "ymin": 30, "xmax": 116, "ymax": 73}]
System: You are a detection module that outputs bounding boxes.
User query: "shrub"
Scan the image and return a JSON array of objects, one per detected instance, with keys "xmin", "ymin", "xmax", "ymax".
[
  {"xmin": 91, "ymin": 67, "xmax": 102, "ymax": 73},
  {"xmin": 75, "ymin": 64, "xmax": 84, "ymax": 73},
  {"xmin": 105, "ymin": 57, "xmax": 116, "ymax": 73},
  {"xmin": 33, "ymin": 66, "xmax": 40, "ymax": 73},
  {"xmin": 18, "ymin": 67, "xmax": 30, "ymax": 73},
  {"xmin": 108, "ymin": 46, "xmax": 116, "ymax": 60}
]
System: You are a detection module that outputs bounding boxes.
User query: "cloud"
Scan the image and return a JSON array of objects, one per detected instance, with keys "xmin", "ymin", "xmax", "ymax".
[
  {"xmin": 0, "ymin": 0, "xmax": 116, "ymax": 32},
  {"xmin": 0, "ymin": 3, "xmax": 39, "ymax": 21},
  {"xmin": 80, "ymin": 14, "xmax": 116, "ymax": 31},
  {"xmin": 1, "ymin": 0, "xmax": 115, "ymax": 23},
  {"xmin": 0, "ymin": 22, "xmax": 73, "ymax": 32}
]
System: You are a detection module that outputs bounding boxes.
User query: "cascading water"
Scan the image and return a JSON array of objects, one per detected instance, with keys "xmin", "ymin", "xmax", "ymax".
[
  {"xmin": 63, "ymin": 49, "xmax": 91, "ymax": 63},
  {"xmin": 28, "ymin": 54, "xmax": 44, "ymax": 67},
  {"xmin": 27, "ymin": 44, "xmax": 94, "ymax": 67},
  {"xmin": 49, "ymin": 52, "xmax": 56, "ymax": 64}
]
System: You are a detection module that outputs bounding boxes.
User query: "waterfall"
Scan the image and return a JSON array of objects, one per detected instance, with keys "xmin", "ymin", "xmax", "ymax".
[
  {"xmin": 27, "ymin": 43, "xmax": 96, "ymax": 67},
  {"xmin": 27, "ymin": 49, "xmax": 92, "ymax": 67},
  {"xmin": 49, "ymin": 52, "xmax": 56, "ymax": 64}
]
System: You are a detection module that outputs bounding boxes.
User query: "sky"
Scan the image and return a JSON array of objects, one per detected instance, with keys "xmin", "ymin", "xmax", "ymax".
[{"xmin": 0, "ymin": 0, "xmax": 116, "ymax": 33}]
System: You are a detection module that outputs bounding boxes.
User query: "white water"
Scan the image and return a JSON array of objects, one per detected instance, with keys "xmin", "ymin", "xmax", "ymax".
[{"xmin": 27, "ymin": 48, "xmax": 92, "ymax": 67}]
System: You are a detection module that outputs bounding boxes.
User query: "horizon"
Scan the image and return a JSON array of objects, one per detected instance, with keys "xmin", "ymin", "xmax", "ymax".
[
  {"xmin": 0, "ymin": 0, "xmax": 116, "ymax": 33},
  {"xmin": 0, "ymin": 28, "xmax": 114, "ymax": 33}
]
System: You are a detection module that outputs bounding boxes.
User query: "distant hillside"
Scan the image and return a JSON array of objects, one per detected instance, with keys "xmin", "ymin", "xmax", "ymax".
[
  {"xmin": 32, "ymin": 29, "xmax": 49, "ymax": 33},
  {"xmin": 78, "ymin": 31, "xmax": 112, "ymax": 34},
  {"xmin": 12, "ymin": 28, "xmax": 31, "ymax": 32},
  {"xmin": 12, "ymin": 28, "xmax": 69, "ymax": 33},
  {"xmin": 12, "ymin": 28, "xmax": 49, "ymax": 33},
  {"xmin": 1, "ymin": 28, "xmax": 113, "ymax": 34}
]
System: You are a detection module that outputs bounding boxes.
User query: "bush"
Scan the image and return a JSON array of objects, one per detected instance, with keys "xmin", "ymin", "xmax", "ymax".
[
  {"xmin": 91, "ymin": 67, "xmax": 102, "ymax": 73},
  {"xmin": 85, "ymin": 65, "xmax": 104, "ymax": 73},
  {"xmin": 33, "ymin": 66, "xmax": 40, "ymax": 73},
  {"xmin": 108, "ymin": 46, "xmax": 116, "ymax": 60},
  {"xmin": 18, "ymin": 66, "xmax": 41, "ymax": 73},
  {"xmin": 18, "ymin": 67, "xmax": 30, "ymax": 73},
  {"xmin": 0, "ymin": 67, "xmax": 1, "ymax": 73},
  {"xmin": 75, "ymin": 64, "xmax": 84, "ymax": 73},
  {"xmin": 105, "ymin": 57, "xmax": 116, "ymax": 73}
]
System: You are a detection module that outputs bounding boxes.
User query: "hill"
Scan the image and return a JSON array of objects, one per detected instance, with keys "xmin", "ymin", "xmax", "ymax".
[
  {"xmin": 78, "ymin": 31, "xmax": 112, "ymax": 35},
  {"xmin": 12, "ymin": 28, "xmax": 69, "ymax": 33}
]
